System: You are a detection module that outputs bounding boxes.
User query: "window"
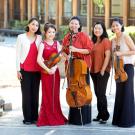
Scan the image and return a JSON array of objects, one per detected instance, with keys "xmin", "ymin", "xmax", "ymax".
[
  {"xmin": 64, "ymin": 0, "xmax": 72, "ymax": 17},
  {"xmin": 129, "ymin": 0, "xmax": 135, "ymax": 18},
  {"xmin": 62, "ymin": 0, "xmax": 72, "ymax": 25},
  {"xmin": 48, "ymin": 0, "xmax": 56, "ymax": 24},
  {"xmin": 80, "ymin": 0, "xmax": 87, "ymax": 16},
  {"xmin": 111, "ymin": 0, "xmax": 123, "ymax": 17},
  {"xmin": 93, "ymin": 0, "xmax": 105, "ymax": 16}
]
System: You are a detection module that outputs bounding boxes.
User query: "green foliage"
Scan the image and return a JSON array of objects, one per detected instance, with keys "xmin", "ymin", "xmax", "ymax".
[
  {"xmin": 9, "ymin": 20, "xmax": 28, "ymax": 30},
  {"xmin": 125, "ymin": 26, "xmax": 135, "ymax": 44},
  {"xmin": 93, "ymin": 0, "xmax": 104, "ymax": 14},
  {"xmin": 107, "ymin": 29, "xmax": 115, "ymax": 40},
  {"xmin": 107, "ymin": 26, "xmax": 135, "ymax": 44},
  {"xmin": 129, "ymin": 32, "xmax": 135, "ymax": 44},
  {"xmin": 93, "ymin": 0, "xmax": 104, "ymax": 6},
  {"xmin": 57, "ymin": 25, "xmax": 69, "ymax": 42}
]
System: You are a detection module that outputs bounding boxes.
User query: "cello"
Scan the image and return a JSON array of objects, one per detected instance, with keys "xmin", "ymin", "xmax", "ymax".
[
  {"xmin": 65, "ymin": 32, "xmax": 92, "ymax": 107},
  {"xmin": 113, "ymin": 45, "xmax": 128, "ymax": 82}
]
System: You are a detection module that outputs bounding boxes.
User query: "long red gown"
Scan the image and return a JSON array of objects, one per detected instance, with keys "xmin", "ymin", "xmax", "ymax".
[{"xmin": 37, "ymin": 41, "xmax": 67, "ymax": 126}]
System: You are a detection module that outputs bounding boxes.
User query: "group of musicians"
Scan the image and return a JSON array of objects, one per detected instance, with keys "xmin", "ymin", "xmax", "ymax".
[{"xmin": 16, "ymin": 16, "xmax": 135, "ymax": 127}]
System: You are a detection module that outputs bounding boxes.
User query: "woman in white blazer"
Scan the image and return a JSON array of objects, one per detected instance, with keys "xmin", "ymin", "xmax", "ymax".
[{"xmin": 16, "ymin": 17, "xmax": 42, "ymax": 125}]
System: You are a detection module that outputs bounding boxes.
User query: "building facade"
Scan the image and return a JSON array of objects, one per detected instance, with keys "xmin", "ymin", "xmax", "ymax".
[{"xmin": 0, "ymin": 0, "xmax": 135, "ymax": 34}]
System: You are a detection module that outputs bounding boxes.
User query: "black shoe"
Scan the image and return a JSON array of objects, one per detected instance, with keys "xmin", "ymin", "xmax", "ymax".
[
  {"xmin": 23, "ymin": 120, "xmax": 32, "ymax": 125},
  {"xmin": 93, "ymin": 117, "xmax": 100, "ymax": 121},
  {"xmin": 31, "ymin": 121, "xmax": 37, "ymax": 124},
  {"xmin": 99, "ymin": 120, "xmax": 107, "ymax": 124}
]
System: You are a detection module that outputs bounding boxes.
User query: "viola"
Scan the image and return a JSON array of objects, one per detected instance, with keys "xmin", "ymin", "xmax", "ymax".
[{"xmin": 113, "ymin": 45, "xmax": 128, "ymax": 82}]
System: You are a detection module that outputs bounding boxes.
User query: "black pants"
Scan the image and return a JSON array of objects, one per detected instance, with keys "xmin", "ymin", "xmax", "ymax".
[
  {"xmin": 90, "ymin": 71, "xmax": 110, "ymax": 121},
  {"xmin": 68, "ymin": 68, "xmax": 91, "ymax": 125},
  {"xmin": 20, "ymin": 69, "xmax": 40, "ymax": 122}
]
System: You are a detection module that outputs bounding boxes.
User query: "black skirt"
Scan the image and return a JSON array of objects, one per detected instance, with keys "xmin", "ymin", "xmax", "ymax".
[{"xmin": 112, "ymin": 64, "xmax": 135, "ymax": 127}]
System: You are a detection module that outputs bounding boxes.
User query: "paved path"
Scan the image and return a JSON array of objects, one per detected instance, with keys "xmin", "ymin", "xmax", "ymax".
[
  {"xmin": 0, "ymin": 46, "xmax": 135, "ymax": 135},
  {"xmin": 0, "ymin": 79, "xmax": 135, "ymax": 135}
]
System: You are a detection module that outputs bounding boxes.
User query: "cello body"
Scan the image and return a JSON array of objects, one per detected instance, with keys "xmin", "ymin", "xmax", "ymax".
[{"xmin": 66, "ymin": 59, "xmax": 92, "ymax": 107}]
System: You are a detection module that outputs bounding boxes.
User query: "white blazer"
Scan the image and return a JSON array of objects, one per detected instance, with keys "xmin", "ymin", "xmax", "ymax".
[{"xmin": 16, "ymin": 33, "xmax": 42, "ymax": 71}]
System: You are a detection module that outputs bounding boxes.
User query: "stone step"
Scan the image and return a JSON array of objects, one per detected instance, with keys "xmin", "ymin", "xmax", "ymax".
[
  {"xmin": 0, "ymin": 98, "xmax": 12, "ymax": 117},
  {"xmin": 3, "ymin": 103, "xmax": 12, "ymax": 111},
  {"xmin": 0, "ymin": 107, "xmax": 3, "ymax": 116}
]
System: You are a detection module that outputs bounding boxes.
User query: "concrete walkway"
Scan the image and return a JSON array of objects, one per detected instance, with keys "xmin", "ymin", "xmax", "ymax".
[{"xmin": 0, "ymin": 46, "xmax": 135, "ymax": 135}]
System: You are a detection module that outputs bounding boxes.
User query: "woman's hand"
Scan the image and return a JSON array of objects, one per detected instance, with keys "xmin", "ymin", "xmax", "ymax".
[
  {"xmin": 69, "ymin": 46, "xmax": 78, "ymax": 52},
  {"xmin": 100, "ymin": 70, "xmax": 105, "ymax": 76},
  {"xmin": 114, "ymin": 51, "xmax": 122, "ymax": 57},
  {"xmin": 61, "ymin": 52, "xmax": 69, "ymax": 61},
  {"xmin": 17, "ymin": 71, "xmax": 22, "ymax": 80},
  {"xmin": 45, "ymin": 66, "xmax": 57, "ymax": 75},
  {"xmin": 51, "ymin": 65, "xmax": 57, "ymax": 73}
]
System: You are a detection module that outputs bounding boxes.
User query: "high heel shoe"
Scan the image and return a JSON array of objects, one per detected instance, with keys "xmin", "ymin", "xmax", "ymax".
[{"xmin": 93, "ymin": 117, "xmax": 100, "ymax": 121}]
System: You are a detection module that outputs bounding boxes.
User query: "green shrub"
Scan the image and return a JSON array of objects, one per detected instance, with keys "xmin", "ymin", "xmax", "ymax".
[
  {"xmin": 57, "ymin": 25, "xmax": 69, "ymax": 42},
  {"xmin": 107, "ymin": 26, "xmax": 135, "ymax": 44},
  {"xmin": 127, "ymin": 26, "xmax": 135, "ymax": 44},
  {"xmin": 9, "ymin": 20, "xmax": 28, "ymax": 30},
  {"xmin": 129, "ymin": 32, "xmax": 135, "ymax": 44}
]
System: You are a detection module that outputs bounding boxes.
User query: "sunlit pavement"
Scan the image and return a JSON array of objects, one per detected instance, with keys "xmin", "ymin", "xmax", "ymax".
[{"xmin": 0, "ymin": 45, "xmax": 135, "ymax": 135}]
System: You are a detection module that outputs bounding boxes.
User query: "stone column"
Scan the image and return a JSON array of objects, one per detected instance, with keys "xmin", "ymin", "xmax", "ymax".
[
  {"xmin": 45, "ymin": 0, "xmax": 49, "ymax": 23},
  {"xmin": 20, "ymin": 0, "xmax": 25, "ymax": 21},
  {"xmin": 105, "ymin": 0, "xmax": 110, "ymax": 29},
  {"xmin": 28, "ymin": 0, "xmax": 32, "ymax": 20},
  {"xmin": 32, "ymin": 0, "xmax": 37, "ymax": 17},
  {"xmin": 72, "ymin": 0, "xmax": 78, "ymax": 16},
  {"xmin": 89, "ymin": 0, "xmax": 93, "ymax": 35},
  {"xmin": 56, "ymin": 0, "xmax": 59, "ymax": 30},
  {"xmin": 59, "ymin": 0, "xmax": 63, "ymax": 25},
  {"xmin": 123, "ymin": 0, "xmax": 128, "ymax": 26},
  {"xmin": 4, "ymin": 0, "xmax": 8, "ymax": 28}
]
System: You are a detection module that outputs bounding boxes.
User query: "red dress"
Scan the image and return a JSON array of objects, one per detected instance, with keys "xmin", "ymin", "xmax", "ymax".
[{"xmin": 37, "ymin": 41, "xmax": 67, "ymax": 126}]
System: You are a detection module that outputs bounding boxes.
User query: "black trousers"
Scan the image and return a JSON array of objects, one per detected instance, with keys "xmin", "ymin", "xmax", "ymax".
[
  {"xmin": 20, "ymin": 69, "xmax": 40, "ymax": 122},
  {"xmin": 112, "ymin": 64, "xmax": 135, "ymax": 127},
  {"xmin": 68, "ymin": 68, "xmax": 91, "ymax": 125},
  {"xmin": 90, "ymin": 71, "xmax": 110, "ymax": 121}
]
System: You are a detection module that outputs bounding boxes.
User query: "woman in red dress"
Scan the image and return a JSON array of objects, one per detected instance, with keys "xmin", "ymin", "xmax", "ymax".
[{"xmin": 37, "ymin": 23, "xmax": 67, "ymax": 126}]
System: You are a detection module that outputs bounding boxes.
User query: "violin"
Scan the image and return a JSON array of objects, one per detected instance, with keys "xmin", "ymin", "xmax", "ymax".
[
  {"xmin": 113, "ymin": 45, "xmax": 128, "ymax": 82},
  {"xmin": 43, "ymin": 45, "xmax": 68, "ymax": 73},
  {"xmin": 44, "ymin": 52, "xmax": 61, "ymax": 69}
]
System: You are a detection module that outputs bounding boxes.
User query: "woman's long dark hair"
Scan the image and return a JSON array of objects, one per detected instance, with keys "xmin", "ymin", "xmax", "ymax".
[
  {"xmin": 25, "ymin": 17, "xmax": 41, "ymax": 35},
  {"xmin": 92, "ymin": 21, "xmax": 108, "ymax": 44}
]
